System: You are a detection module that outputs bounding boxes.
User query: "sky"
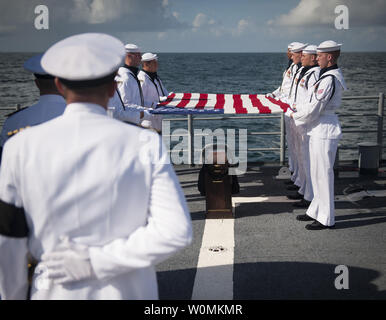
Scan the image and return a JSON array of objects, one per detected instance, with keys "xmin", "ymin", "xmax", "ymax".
[{"xmin": 0, "ymin": 0, "xmax": 386, "ymax": 52}]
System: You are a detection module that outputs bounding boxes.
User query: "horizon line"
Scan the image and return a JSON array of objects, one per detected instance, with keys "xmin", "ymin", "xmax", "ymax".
[{"xmin": 1, "ymin": 50, "xmax": 386, "ymax": 54}]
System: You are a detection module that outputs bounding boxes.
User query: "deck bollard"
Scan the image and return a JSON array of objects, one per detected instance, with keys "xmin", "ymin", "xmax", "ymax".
[
  {"xmin": 358, "ymin": 142, "xmax": 379, "ymax": 175},
  {"xmin": 198, "ymin": 145, "xmax": 239, "ymax": 219}
]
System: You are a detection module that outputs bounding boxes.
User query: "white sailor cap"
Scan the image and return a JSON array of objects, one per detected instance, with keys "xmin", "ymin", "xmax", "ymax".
[
  {"xmin": 125, "ymin": 43, "xmax": 141, "ymax": 53},
  {"xmin": 317, "ymin": 40, "xmax": 342, "ymax": 53},
  {"xmin": 142, "ymin": 52, "xmax": 158, "ymax": 62},
  {"xmin": 302, "ymin": 45, "xmax": 317, "ymax": 55},
  {"xmin": 288, "ymin": 42, "xmax": 297, "ymax": 49},
  {"xmin": 291, "ymin": 42, "xmax": 308, "ymax": 53},
  {"xmin": 41, "ymin": 33, "xmax": 125, "ymax": 87}
]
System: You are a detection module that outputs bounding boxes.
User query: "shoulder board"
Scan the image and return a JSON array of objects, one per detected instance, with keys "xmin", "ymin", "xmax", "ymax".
[
  {"xmin": 6, "ymin": 106, "xmax": 29, "ymax": 118},
  {"xmin": 6, "ymin": 126, "xmax": 31, "ymax": 138}
]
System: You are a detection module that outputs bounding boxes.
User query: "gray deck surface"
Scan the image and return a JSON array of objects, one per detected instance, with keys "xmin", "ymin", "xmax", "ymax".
[{"xmin": 156, "ymin": 162, "xmax": 386, "ymax": 300}]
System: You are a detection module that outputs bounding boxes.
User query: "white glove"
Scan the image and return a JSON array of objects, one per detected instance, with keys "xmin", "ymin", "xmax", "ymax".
[
  {"xmin": 41, "ymin": 237, "xmax": 96, "ymax": 285},
  {"xmin": 140, "ymin": 110, "xmax": 162, "ymax": 132},
  {"xmin": 140, "ymin": 109, "xmax": 154, "ymax": 128}
]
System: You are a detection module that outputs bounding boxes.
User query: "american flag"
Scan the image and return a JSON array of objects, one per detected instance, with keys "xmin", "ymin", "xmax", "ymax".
[{"xmin": 151, "ymin": 93, "xmax": 291, "ymax": 114}]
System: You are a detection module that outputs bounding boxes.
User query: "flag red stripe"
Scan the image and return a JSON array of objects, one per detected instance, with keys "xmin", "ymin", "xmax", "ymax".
[
  {"xmin": 195, "ymin": 93, "xmax": 208, "ymax": 109},
  {"xmin": 249, "ymin": 94, "xmax": 271, "ymax": 114},
  {"xmin": 265, "ymin": 96, "xmax": 291, "ymax": 112},
  {"xmin": 233, "ymin": 94, "xmax": 248, "ymax": 114},
  {"xmin": 176, "ymin": 93, "xmax": 191, "ymax": 108},
  {"xmin": 214, "ymin": 94, "xmax": 225, "ymax": 109},
  {"xmin": 158, "ymin": 92, "xmax": 176, "ymax": 106}
]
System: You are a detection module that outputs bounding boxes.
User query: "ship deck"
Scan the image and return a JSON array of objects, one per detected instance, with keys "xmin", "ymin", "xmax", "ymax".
[{"xmin": 156, "ymin": 162, "xmax": 386, "ymax": 300}]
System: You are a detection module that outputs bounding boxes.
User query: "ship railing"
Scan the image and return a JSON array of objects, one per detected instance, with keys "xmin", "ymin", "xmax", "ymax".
[
  {"xmin": 1, "ymin": 93, "xmax": 384, "ymax": 165},
  {"xmin": 162, "ymin": 93, "xmax": 385, "ymax": 166}
]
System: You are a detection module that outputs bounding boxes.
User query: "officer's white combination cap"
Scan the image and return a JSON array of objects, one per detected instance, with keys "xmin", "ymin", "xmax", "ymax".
[
  {"xmin": 41, "ymin": 33, "xmax": 125, "ymax": 82},
  {"xmin": 142, "ymin": 52, "xmax": 158, "ymax": 62},
  {"xmin": 317, "ymin": 40, "xmax": 342, "ymax": 53},
  {"xmin": 302, "ymin": 45, "xmax": 317, "ymax": 55},
  {"xmin": 291, "ymin": 42, "xmax": 308, "ymax": 53},
  {"xmin": 125, "ymin": 43, "xmax": 141, "ymax": 53},
  {"xmin": 24, "ymin": 53, "xmax": 49, "ymax": 75}
]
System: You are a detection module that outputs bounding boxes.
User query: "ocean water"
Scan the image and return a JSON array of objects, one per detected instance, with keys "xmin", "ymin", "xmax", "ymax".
[{"xmin": 1, "ymin": 52, "xmax": 385, "ymax": 162}]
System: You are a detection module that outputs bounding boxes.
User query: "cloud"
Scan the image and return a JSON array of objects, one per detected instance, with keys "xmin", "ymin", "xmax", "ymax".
[
  {"xmin": 192, "ymin": 13, "xmax": 224, "ymax": 36},
  {"xmin": 232, "ymin": 18, "xmax": 252, "ymax": 36},
  {"xmin": 192, "ymin": 13, "xmax": 210, "ymax": 29},
  {"xmin": 269, "ymin": 0, "xmax": 386, "ymax": 27},
  {"xmin": 0, "ymin": 0, "xmax": 187, "ymax": 36}
]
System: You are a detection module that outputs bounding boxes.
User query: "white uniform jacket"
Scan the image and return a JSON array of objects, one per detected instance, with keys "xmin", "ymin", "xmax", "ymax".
[
  {"xmin": 137, "ymin": 71, "xmax": 169, "ymax": 108},
  {"xmin": 107, "ymin": 90, "xmax": 142, "ymax": 125},
  {"xmin": 292, "ymin": 67, "xmax": 347, "ymax": 139},
  {"xmin": 293, "ymin": 66, "xmax": 321, "ymax": 110},
  {"xmin": 0, "ymin": 94, "xmax": 66, "ymax": 148},
  {"xmin": 272, "ymin": 63, "xmax": 300, "ymax": 101},
  {"xmin": 116, "ymin": 66, "xmax": 144, "ymax": 107},
  {"xmin": 0, "ymin": 102, "xmax": 192, "ymax": 300}
]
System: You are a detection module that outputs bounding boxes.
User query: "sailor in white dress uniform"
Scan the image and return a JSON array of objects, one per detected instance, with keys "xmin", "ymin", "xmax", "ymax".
[
  {"xmin": 267, "ymin": 43, "xmax": 300, "ymax": 176},
  {"xmin": 269, "ymin": 42, "xmax": 306, "ymax": 191},
  {"xmin": 0, "ymin": 54, "xmax": 66, "ymax": 162},
  {"xmin": 284, "ymin": 42, "xmax": 308, "ymax": 189},
  {"xmin": 291, "ymin": 40, "xmax": 347, "ymax": 230},
  {"xmin": 107, "ymin": 44, "xmax": 155, "ymax": 129},
  {"xmin": 268, "ymin": 42, "xmax": 296, "ymax": 100},
  {"xmin": 138, "ymin": 53, "xmax": 169, "ymax": 133},
  {"xmin": 289, "ymin": 45, "xmax": 320, "ymax": 207},
  {"xmin": 0, "ymin": 33, "xmax": 192, "ymax": 300}
]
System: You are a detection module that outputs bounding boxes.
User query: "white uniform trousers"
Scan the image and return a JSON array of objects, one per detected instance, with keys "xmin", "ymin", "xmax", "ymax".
[
  {"xmin": 287, "ymin": 117, "xmax": 299, "ymax": 185},
  {"xmin": 292, "ymin": 119, "xmax": 302, "ymax": 187},
  {"xmin": 306, "ymin": 136, "xmax": 339, "ymax": 226},
  {"xmin": 294, "ymin": 125, "xmax": 306, "ymax": 196},
  {"xmin": 284, "ymin": 114, "xmax": 294, "ymax": 174},
  {"xmin": 301, "ymin": 133, "xmax": 313, "ymax": 202}
]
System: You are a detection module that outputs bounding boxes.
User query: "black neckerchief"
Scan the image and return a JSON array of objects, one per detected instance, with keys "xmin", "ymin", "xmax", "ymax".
[
  {"xmin": 298, "ymin": 64, "xmax": 318, "ymax": 82},
  {"xmin": 124, "ymin": 65, "xmax": 139, "ymax": 76},
  {"xmin": 288, "ymin": 62, "xmax": 303, "ymax": 97},
  {"xmin": 286, "ymin": 59, "xmax": 293, "ymax": 70},
  {"xmin": 294, "ymin": 64, "xmax": 318, "ymax": 102},
  {"xmin": 144, "ymin": 70, "xmax": 158, "ymax": 82},
  {"xmin": 144, "ymin": 70, "xmax": 166, "ymax": 96},
  {"xmin": 319, "ymin": 64, "xmax": 338, "ymax": 78}
]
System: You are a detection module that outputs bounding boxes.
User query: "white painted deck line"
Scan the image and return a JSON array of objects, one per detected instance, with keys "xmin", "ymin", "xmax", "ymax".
[
  {"xmin": 191, "ymin": 196, "xmax": 277, "ymax": 300},
  {"xmin": 191, "ymin": 218, "xmax": 234, "ymax": 300}
]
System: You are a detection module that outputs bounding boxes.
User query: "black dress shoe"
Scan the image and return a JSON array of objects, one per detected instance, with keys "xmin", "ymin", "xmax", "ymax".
[
  {"xmin": 296, "ymin": 214, "xmax": 314, "ymax": 221},
  {"xmin": 293, "ymin": 199, "xmax": 311, "ymax": 208},
  {"xmin": 286, "ymin": 184, "xmax": 300, "ymax": 191},
  {"xmin": 287, "ymin": 192, "xmax": 303, "ymax": 200},
  {"xmin": 284, "ymin": 180, "xmax": 294, "ymax": 185},
  {"xmin": 305, "ymin": 221, "xmax": 334, "ymax": 230}
]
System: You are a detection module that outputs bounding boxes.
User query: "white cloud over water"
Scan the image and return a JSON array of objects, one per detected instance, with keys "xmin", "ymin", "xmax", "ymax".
[
  {"xmin": 0, "ymin": 0, "xmax": 186, "ymax": 36},
  {"xmin": 269, "ymin": 0, "xmax": 386, "ymax": 27}
]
